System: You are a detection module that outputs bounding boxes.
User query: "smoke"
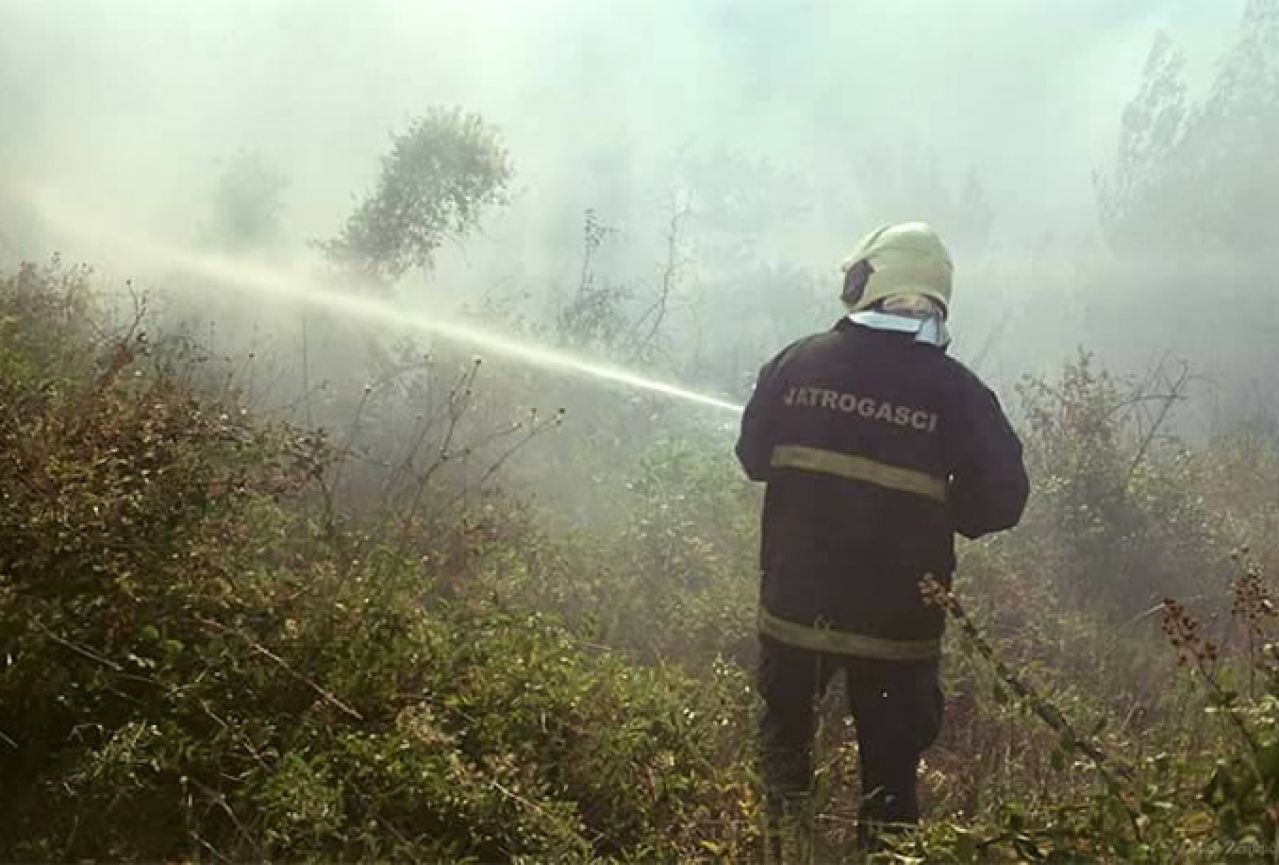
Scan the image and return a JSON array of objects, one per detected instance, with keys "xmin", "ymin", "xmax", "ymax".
[
  {"xmin": 32, "ymin": 184, "xmax": 744, "ymax": 414},
  {"xmin": 0, "ymin": 1, "xmax": 1241, "ymax": 235},
  {"xmin": 0, "ymin": 0, "xmax": 1263, "ymax": 410}
]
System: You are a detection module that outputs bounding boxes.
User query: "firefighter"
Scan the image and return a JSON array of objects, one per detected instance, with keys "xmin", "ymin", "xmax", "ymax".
[{"xmin": 736, "ymin": 222, "xmax": 1029, "ymax": 854}]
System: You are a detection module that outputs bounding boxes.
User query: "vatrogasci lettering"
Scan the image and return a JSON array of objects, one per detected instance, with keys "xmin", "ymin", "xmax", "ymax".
[{"xmin": 782, "ymin": 385, "xmax": 939, "ymax": 433}]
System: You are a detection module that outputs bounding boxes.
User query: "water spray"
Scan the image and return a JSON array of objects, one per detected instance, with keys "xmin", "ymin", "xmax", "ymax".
[{"xmin": 28, "ymin": 190, "xmax": 746, "ymax": 415}]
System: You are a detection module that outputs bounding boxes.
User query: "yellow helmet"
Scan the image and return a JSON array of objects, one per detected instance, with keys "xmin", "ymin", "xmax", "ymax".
[{"xmin": 840, "ymin": 222, "xmax": 953, "ymax": 317}]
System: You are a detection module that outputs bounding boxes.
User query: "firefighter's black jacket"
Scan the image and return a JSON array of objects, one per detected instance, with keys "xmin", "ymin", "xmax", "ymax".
[{"xmin": 736, "ymin": 318, "xmax": 1029, "ymax": 659}]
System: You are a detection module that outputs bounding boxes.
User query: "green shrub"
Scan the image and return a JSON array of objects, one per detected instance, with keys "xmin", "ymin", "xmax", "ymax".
[
  {"xmin": 7, "ymin": 258, "xmax": 1279, "ymax": 863},
  {"xmin": 0, "ymin": 262, "xmax": 762, "ymax": 862},
  {"xmin": 1014, "ymin": 351, "xmax": 1224, "ymax": 615}
]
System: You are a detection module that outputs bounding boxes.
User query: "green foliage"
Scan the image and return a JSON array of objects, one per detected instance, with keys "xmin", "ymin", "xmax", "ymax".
[
  {"xmin": 875, "ymin": 556, "xmax": 1279, "ymax": 864},
  {"xmin": 495, "ymin": 434, "xmax": 760, "ymax": 665},
  {"xmin": 0, "ymin": 261, "xmax": 760, "ymax": 863},
  {"xmin": 0, "ymin": 256, "xmax": 97, "ymax": 388},
  {"xmin": 4, "ymin": 258, "xmax": 1278, "ymax": 863},
  {"xmin": 323, "ymin": 108, "xmax": 513, "ymax": 284},
  {"xmin": 1014, "ymin": 351, "xmax": 1221, "ymax": 614},
  {"xmin": 1159, "ymin": 556, "xmax": 1279, "ymax": 856},
  {"xmin": 607, "ymin": 437, "xmax": 759, "ymax": 659}
]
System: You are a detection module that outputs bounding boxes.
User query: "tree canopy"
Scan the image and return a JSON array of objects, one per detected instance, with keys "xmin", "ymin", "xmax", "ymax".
[{"xmin": 323, "ymin": 108, "xmax": 512, "ymax": 285}]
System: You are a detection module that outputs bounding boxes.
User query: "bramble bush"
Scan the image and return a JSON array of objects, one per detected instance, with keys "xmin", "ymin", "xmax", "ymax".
[
  {"xmin": 5, "ymin": 258, "xmax": 1279, "ymax": 863},
  {"xmin": 1012, "ymin": 350, "xmax": 1224, "ymax": 616},
  {"xmin": 0, "ymin": 261, "xmax": 763, "ymax": 862},
  {"xmin": 515, "ymin": 436, "xmax": 760, "ymax": 665}
]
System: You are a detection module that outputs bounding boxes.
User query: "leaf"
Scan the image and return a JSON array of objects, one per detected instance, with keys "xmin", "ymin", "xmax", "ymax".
[
  {"xmin": 1258, "ymin": 741, "xmax": 1279, "ymax": 782},
  {"xmin": 1179, "ymin": 810, "xmax": 1216, "ymax": 837}
]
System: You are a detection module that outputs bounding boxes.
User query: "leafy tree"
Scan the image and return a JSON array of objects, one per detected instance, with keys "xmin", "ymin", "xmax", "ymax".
[{"xmin": 323, "ymin": 108, "xmax": 512, "ymax": 284}]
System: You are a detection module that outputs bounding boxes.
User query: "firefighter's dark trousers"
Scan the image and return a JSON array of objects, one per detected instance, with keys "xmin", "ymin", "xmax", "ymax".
[{"xmin": 758, "ymin": 635, "xmax": 944, "ymax": 844}]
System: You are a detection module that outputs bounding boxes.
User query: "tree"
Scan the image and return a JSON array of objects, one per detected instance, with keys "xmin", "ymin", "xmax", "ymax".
[
  {"xmin": 1097, "ymin": 0, "xmax": 1279, "ymax": 255},
  {"xmin": 1091, "ymin": 0, "xmax": 1279, "ymax": 424},
  {"xmin": 554, "ymin": 208, "xmax": 630, "ymax": 352},
  {"xmin": 323, "ymin": 108, "xmax": 512, "ymax": 285},
  {"xmin": 208, "ymin": 149, "xmax": 289, "ymax": 251}
]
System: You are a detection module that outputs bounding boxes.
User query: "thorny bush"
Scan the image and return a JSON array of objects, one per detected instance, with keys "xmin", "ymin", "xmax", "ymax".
[
  {"xmin": 0, "ymin": 262, "xmax": 762, "ymax": 862},
  {"xmin": 6, "ymin": 259, "xmax": 1279, "ymax": 863}
]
